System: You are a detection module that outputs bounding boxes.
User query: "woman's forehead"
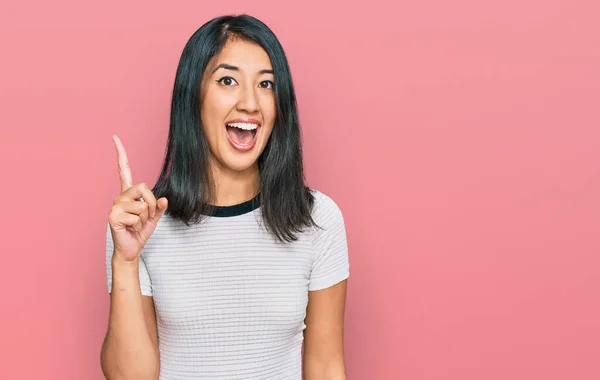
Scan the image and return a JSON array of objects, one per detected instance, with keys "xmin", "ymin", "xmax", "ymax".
[{"xmin": 210, "ymin": 39, "xmax": 273, "ymax": 73}]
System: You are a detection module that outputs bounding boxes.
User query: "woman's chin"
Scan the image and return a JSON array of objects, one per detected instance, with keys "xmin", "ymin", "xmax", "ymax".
[{"xmin": 219, "ymin": 154, "xmax": 260, "ymax": 173}]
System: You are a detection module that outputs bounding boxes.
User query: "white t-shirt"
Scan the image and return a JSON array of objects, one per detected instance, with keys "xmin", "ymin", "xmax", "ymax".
[{"xmin": 105, "ymin": 189, "xmax": 350, "ymax": 379}]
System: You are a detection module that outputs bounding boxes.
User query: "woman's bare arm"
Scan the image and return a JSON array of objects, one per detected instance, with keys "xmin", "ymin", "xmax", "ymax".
[
  {"xmin": 101, "ymin": 256, "xmax": 159, "ymax": 380},
  {"xmin": 303, "ymin": 280, "xmax": 348, "ymax": 380}
]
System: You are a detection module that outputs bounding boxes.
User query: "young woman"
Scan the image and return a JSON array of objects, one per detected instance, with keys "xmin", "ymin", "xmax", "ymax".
[{"xmin": 101, "ymin": 14, "xmax": 350, "ymax": 380}]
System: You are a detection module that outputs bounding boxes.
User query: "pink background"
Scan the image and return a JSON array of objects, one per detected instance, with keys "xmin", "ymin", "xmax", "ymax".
[{"xmin": 1, "ymin": 0, "xmax": 599, "ymax": 379}]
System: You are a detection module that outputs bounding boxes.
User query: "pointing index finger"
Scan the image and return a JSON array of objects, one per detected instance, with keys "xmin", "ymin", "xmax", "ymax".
[{"xmin": 112, "ymin": 135, "xmax": 133, "ymax": 192}]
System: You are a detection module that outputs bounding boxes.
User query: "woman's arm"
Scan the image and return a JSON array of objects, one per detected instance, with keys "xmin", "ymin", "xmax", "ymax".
[
  {"xmin": 303, "ymin": 280, "xmax": 348, "ymax": 380},
  {"xmin": 100, "ymin": 256, "xmax": 159, "ymax": 380}
]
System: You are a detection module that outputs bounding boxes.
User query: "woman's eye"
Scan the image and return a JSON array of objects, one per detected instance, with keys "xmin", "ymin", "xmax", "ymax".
[
  {"xmin": 217, "ymin": 77, "xmax": 237, "ymax": 86},
  {"xmin": 260, "ymin": 80, "xmax": 274, "ymax": 89}
]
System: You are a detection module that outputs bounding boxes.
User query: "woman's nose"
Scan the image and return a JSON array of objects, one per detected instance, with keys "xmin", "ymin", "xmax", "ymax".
[{"xmin": 236, "ymin": 86, "xmax": 260, "ymax": 113}]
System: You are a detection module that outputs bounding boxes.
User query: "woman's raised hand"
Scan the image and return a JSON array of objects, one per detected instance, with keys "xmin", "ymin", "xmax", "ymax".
[{"xmin": 108, "ymin": 135, "xmax": 168, "ymax": 261}]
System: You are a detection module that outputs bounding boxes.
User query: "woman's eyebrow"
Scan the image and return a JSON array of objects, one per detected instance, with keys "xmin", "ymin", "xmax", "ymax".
[{"xmin": 212, "ymin": 63, "xmax": 273, "ymax": 75}]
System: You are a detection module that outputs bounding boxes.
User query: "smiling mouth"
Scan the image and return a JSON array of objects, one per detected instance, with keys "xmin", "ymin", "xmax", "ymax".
[{"xmin": 225, "ymin": 122, "xmax": 260, "ymax": 150}]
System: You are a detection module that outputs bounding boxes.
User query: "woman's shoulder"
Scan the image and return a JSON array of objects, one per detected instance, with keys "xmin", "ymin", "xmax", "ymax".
[{"xmin": 308, "ymin": 188, "xmax": 345, "ymax": 225}]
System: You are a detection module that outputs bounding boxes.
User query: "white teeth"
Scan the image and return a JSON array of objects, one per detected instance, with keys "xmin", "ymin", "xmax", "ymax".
[{"xmin": 226, "ymin": 122, "xmax": 259, "ymax": 130}]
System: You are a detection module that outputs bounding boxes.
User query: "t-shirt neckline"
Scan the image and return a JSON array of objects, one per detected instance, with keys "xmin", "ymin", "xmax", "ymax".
[{"xmin": 205, "ymin": 193, "xmax": 261, "ymax": 217}]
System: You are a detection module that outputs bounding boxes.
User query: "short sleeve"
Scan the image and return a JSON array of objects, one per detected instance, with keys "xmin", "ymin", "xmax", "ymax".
[
  {"xmin": 308, "ymin": 192, "xmax": 350, "ymax": 291},
  {"xmin": 105, "ymin": 222, "xmax": 153, "ymax": 296}
]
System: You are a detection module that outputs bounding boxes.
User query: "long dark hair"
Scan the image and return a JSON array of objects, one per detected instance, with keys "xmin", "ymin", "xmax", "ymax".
[{"xmin": 152, "ymin": 14, "xmax": 316, "ymax": 243}]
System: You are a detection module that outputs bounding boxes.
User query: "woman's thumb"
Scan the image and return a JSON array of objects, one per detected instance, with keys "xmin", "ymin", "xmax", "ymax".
[{"xmin": 155, "ymin": 197, "xmax": 168, "ymax": 220}]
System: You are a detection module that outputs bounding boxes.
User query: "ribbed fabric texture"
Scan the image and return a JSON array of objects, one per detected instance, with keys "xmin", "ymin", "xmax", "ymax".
[{"xmin": 105, "ymin": 190, "xmax": 350, "ymax": 379}]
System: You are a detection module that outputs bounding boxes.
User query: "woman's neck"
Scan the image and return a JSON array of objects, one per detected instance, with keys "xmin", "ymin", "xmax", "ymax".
[{"xmin": 208, "ymin": 159, "xmax": 260, "ymax": 207}]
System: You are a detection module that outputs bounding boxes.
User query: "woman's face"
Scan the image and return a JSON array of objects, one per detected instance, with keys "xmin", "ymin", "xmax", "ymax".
[{"xmin": 200, "ymin": 38, "xmax": 276, "ymax": 174}]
